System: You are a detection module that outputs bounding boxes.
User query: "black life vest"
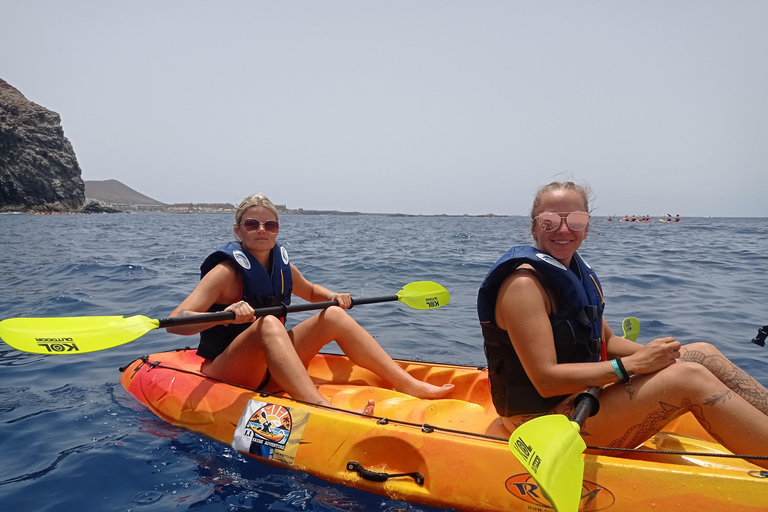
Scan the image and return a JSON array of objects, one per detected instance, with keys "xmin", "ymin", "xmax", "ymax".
[{"xmin": 477, "ymin": 245, "xmax": 605, "ymax": 415}]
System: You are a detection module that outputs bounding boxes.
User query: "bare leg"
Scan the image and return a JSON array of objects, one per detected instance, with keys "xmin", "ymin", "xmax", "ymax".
[
  {"xmin": 289, "ymin": 307, "xmax": 454, "ymax": 399},
  {"xmin": 567, "ymin": 362, "xmax": 768, "ymax": 469},
  {"xmin": 680, "ymin": 342, "xmax": 768, "ymax": 416},
  {"xmin": 201, "ymin": 316, "xmax": 374, "ymax": 414}
]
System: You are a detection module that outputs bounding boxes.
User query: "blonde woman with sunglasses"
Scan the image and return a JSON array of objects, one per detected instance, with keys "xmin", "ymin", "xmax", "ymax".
[
  {"xmin": 478, "ymin": 181, "xmax": 768, "ymax": 468},
  {"xmin": 168, "ymin": 193, "xmax": 454, "ymax": 414}
]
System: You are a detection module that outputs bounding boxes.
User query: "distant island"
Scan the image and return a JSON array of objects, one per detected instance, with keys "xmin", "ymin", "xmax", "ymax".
[{"xmin": 84, "ymin": 179, "xmax": 508, "ymax": 218}]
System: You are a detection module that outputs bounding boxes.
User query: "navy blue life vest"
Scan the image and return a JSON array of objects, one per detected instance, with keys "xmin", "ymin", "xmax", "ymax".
[
  {"xmin": 201, "ymin": 241, "xmax": 293, "ymax": 309},
  {"xmin": 477, "ymin": 245, "xmax": 605, "ymax": 415},
  {"xmin": 197, "ymin": 242, "xmax": 293, "ymax": 360}
]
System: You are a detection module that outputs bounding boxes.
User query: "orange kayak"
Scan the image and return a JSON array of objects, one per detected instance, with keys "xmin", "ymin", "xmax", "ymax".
[{"xmin": 120, "ymin": 349, "xmax": 768, "ymax": 511}]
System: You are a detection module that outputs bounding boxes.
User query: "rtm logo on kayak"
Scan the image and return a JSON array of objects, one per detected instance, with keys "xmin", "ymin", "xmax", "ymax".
[
  {"xmin": 425, "ymin": 296, "xmax": 440, "ymax": 308},
  {"xmin": 35, "ymin": 338, "xmax": 79, "ymax": 352},
  {"xmin": 505, "ymin": 473, "xmax": 615, "ymax": 510}
]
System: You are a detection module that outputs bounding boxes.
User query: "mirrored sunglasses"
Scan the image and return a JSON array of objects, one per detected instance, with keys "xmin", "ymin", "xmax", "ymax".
[
  {"xmin": 534, "ymin": 212, "xmax": 590, "ymax": 232},
  {"xmin": 242, "ymin": 219, "xmax": 279, "ymax": 233}
]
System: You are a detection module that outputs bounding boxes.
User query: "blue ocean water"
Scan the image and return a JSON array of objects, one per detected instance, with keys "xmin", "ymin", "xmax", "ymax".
[{"xmin": 1, "ymin": 213, "xmax": 767, "ymax": 511}]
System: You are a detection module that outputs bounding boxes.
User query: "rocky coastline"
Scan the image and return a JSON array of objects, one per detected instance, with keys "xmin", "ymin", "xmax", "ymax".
[{"xmin": 0, "ymin": 78, "xmax": 91, "ymax": 212}]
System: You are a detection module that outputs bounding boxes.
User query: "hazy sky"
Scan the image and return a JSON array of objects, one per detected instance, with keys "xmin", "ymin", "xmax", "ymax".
[{"xmin": 3, "ymin": 1, "xmax": 767, "ymax": 216}]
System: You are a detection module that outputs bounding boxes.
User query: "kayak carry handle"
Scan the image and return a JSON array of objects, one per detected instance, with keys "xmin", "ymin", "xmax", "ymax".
[{"xmin": 346, "ymin": 461, "xmax": 424, "ymax": 486}]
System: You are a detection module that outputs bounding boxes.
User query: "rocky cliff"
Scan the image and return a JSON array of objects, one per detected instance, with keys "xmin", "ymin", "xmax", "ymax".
[{"xmin": 0, "ymin": 78, "xmax": 85, "ymax": 212}]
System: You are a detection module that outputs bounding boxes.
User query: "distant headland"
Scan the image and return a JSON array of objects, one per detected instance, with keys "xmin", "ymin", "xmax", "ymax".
[
  {"xmin": 1, "ymin": 77, "xmax": 505, "ymax": 218},
  {"xmin": 83, "ymin": 179, "xmax": 507, "ymax": 218}
]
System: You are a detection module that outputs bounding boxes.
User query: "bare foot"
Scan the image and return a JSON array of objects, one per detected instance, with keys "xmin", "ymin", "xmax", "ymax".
[
  {"xmin": 400, "ymin": 381, "xmax": 455, "ymax": 399},
  {"xmin": 360, "ymin": 399, "xmax": 375, "ymax": 416}
]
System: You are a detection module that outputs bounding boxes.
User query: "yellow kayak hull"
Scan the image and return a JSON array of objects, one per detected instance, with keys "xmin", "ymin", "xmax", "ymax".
[{"xmin": 120, "ymin": 349, "xmax": 768, "ymax": 511}]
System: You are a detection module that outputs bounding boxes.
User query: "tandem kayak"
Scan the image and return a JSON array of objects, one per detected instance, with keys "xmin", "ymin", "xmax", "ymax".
[{"xmin": 120, "ymin": 349, "xmax": 768, "ymax": 511}]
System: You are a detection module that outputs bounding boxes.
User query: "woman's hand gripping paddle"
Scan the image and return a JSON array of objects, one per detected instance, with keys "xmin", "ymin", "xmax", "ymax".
[
  {"xmin": 0, "ymin": 281, "xmax": 449, "ymax": 354},
  {"xmin": 508, "ymin": 317, "xmax": 639, "ymax": 512}
]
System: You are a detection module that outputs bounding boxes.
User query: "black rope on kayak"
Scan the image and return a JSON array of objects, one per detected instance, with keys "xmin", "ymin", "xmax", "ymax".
[
  {"xmin": 121, "ymin": 352, "xmax": 768, "ymax": 463},
  {"xmin": 585, "ymin": 445, "xmax": 768, "ymax": 460},
  {"xmin": 121, "ymin": 354, "xmax": 511, "ymax": 441}
]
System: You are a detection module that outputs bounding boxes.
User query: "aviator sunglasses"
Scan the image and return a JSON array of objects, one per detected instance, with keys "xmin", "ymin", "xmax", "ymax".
[
  {"xmin": 242, "ymin": 219, "xmax": 280, "ymax": 233},
  {"xmin": 534, "ymin": 211, "xmax": 590, "ymax": 232}
]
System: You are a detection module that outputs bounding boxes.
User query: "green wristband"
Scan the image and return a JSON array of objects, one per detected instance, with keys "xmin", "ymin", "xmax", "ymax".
[{"xmin": 610, "ymin": 359, "xmax": 628, "ymax": 383}]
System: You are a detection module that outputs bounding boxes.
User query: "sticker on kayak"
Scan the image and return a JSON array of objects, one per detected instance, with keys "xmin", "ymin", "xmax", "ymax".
[
  {"xmin": 232, "ymin": 400, "xmax": 309, "ymax": 465},
  {"xmin": 505, "ymin": 473, "xmax": 615, "ymax": 510}
]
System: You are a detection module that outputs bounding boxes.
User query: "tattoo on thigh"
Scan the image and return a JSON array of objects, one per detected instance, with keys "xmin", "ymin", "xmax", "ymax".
[
  {"xmin": 606, "ymin": 401, "xmax": 690, "ymax": 450},
  {"xmin": 682, "ymin": 348, "xmax": 768, "ymax": 415},
  {"xmin": 704, "ymin": 389, "xmax": 732, "ymax": 406},
  {"xmin": 509, "ymin": 414, "xmax": 542, "ymax": 430}
]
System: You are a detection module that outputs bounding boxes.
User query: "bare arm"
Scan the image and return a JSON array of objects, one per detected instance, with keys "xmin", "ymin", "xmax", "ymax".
[
  {"xmin": 167, "ymin": 262, "xmax": 252, "ymax": 335},
  {"xmin": 290, "ymin": 264, "xmax": 352, "ymax": 308},
  {"xmin": 603, "ymin": 317, "xmax": 684, "ymax": 376},
  {"xmin": 603, "ymin": 318, "xmax": 642, "ymax": 357},
  {"xmin": 496, "ymin": 272, "xmax": 620, "ymax": 397},
  {"xmin": 496, "ymin": 272, "xmax": 681, "ymax": 397}
]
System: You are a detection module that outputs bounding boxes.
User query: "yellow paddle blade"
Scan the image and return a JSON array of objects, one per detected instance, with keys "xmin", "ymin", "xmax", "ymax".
[
  {"xmin": 0, "ymin": 315, "xmax": 160, "ymax": 354},
  {"xmin": 622, "ymin": 317, "xmax": 640, "ymax": 342},
  {"xmin": 396, "ymin": 281, "xmax": 450, "ymax": 310},
  {"xmin": 509, "ymin": 415, "xmax": 586, "ymax": 512}
]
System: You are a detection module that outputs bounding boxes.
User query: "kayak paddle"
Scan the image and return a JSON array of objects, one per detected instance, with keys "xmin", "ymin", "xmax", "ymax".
[
  {"xmin": 508, "ymin": 317, "xmax": 638, "ymax": 512},
  {"xmin": 0, "ymin": 281, "xmax": 449, "ymax": 355},
  {"xmin": 509, "ymin": 387, "xmax": 601, "ymax": 512},
  {"xmin": 622, "ymin": 316, "xmax": 640, "ymax": 342}
]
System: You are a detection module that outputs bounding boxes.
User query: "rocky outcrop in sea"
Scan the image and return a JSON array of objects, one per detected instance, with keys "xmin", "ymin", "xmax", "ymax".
[{"xmin": 0, "ymin": 78, "xmax": 85, "ymax": 212}]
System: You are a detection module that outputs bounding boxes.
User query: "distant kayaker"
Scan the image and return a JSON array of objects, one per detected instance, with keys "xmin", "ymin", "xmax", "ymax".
[
  {"xmin": 477, "ymin": 180, "xmax": 768, "ymax": 468},
  {"xmin": 168, "ymin": 193, "xmax": 454, "ymax": 414},
  {"xmin": 676, "ymin": 214, "xmax": 681, "ymax": 222}
]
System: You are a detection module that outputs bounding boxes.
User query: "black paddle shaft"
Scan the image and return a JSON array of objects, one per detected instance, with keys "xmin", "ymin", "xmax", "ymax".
[
  {"xmin": 570, "ymin": 386, "xmax": 601, "ymax": 426},
  {"xmin": 155, "ymin": 295, "xmax": 399, "ymax": 329}
]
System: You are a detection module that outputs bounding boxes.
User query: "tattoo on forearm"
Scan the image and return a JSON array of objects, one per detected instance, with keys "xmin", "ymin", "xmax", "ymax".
[{"xmin": 682, "ymin": 348, "xmax": 768, "ymax": 415}]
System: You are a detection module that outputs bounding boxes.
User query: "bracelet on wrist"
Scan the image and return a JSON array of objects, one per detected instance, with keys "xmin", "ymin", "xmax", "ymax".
[
  {"xmin": 615, "ymin": 357, "xmax": 631, "ymax": 382},
  {"xmin": 611, "ymin": 358, "xmax": 630, "ymax": 383},
  {"xmin": 329, "ymin": 293, "xmax": 337, "ymax": 301}
]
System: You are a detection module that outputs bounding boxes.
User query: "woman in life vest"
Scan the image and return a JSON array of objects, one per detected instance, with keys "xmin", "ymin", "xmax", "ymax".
[
  {"xmin": 169, "ymin": 194, "xmax": 453, "ymax": 414},
  {"xmin": 478, "ymin": 181, "xmax": 768, "ymax": 467}
]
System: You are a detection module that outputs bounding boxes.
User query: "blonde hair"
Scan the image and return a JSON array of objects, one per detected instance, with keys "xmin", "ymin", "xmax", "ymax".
[
  {"xmin": 530, "ymin": 180, "xmax": 592, "ymax": 219},
  {"xmin": 233, "ymin": 194, "xmax": 279, "ymax": 241},
  {"xmin": 235, "ymin": 194, "xmax": 279, "ymax": 224}
]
